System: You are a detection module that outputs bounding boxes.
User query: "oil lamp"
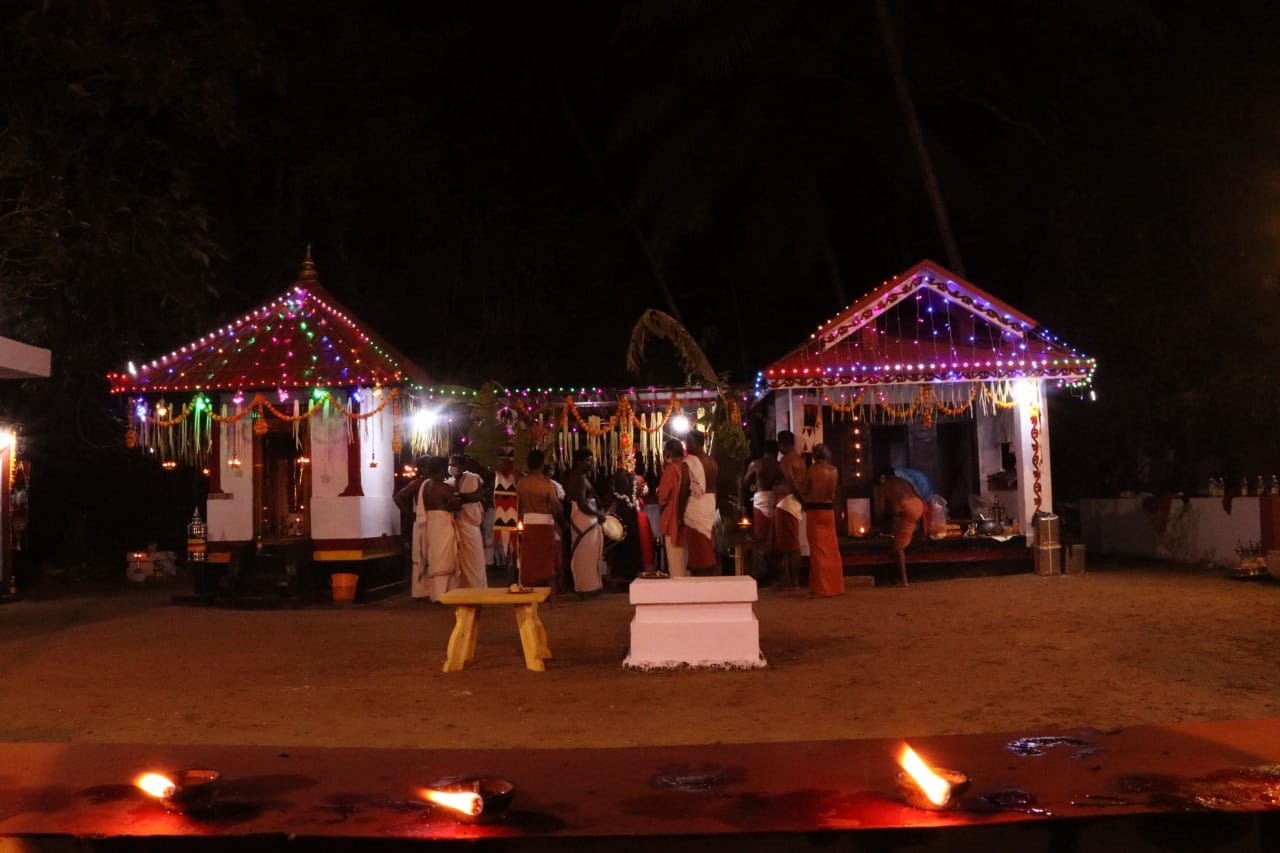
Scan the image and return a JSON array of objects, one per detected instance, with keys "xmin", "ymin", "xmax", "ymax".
[
  {"xmin": 135, "ymin": 769, "xmax": 221, "ymax": 813},
  {"xmin": 895, "ymin": 745, "xmax": 969, "ymax": 810},
  {"xmin": 420, "ymin": 776, "xmax": 516, "ymax": 824}
]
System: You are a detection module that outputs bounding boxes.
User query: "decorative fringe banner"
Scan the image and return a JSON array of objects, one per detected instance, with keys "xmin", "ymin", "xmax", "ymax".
[
  {"xmin": 127, "ymin": 389, "xmax": 401, "ymax": 466},
  {"xmin": 819, "ymin": 380, "xmax": 1027, "ymax": 426},
  {"xmin": 125, "ymin": 386, "xmax": 741, "ymax": 477}
]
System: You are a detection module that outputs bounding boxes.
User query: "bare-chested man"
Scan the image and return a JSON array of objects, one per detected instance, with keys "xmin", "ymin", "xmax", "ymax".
[
  {"xmin": 678, "ymin": 429, "xmax": 720, "ymax": 575},
  {"xmin": 741, "ymin": 439, "xmax": 781, "ymax": 579},
  {"xmin": 876, "ymin": 467, "xmax": 925, "ymax": 586},
  {"xmin": 515, "ymin": 449, "xmax": 563, "ymax": 596},
  {"xmin": 393, "ymin": 455, "xmax": 458, "ymax": 601},
  {"xmin": 800, "ymin": 443, "xmax": 843, "ymax": 596},
  {"xmin": 771, "ymin": 430, "xmax": 806, "ymax": 588}
]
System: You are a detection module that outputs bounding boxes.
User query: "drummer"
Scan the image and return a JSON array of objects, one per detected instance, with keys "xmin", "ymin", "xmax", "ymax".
[
  {"xmin": 565, "ymin": 449, "xmax": 606, "ymax": 597},
  {"xmin": 605, "ymin": 469, "xmax": 645, "ymax": 588}
]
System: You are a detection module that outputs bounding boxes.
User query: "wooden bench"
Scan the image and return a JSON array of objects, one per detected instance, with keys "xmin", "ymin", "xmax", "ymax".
[
  {"xmin": 624, "ymin": 576, "xmax": 765, "ymax": 670},
  {"xmin": 438, "ymin": 587, "xmax": 552, "ymax": 673}
]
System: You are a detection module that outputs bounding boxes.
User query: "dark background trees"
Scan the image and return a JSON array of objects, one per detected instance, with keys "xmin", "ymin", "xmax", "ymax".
[{"xmin": 1, "ymin": 0, "xmax": 1277, "ymax": 568}]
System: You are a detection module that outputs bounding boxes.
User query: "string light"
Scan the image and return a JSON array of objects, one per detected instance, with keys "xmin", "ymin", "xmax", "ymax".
[
  {"xmin": 105, "ymin": 280, "xmax": 449, "ymax": 395},
  {"xmin": 760, "ymin": 261, "xmax": 1096, "ymax": 394}
]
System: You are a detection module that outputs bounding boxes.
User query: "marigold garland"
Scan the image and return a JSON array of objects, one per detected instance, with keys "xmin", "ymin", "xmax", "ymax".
[
  {"xmin": 562, "ymin": 395, "xmax": 622, "ymax": 436},
  {"xmin": 148, "ymin": 406, "xmax": 195, "ymax": 428},
  {"xmin": 132, "ymin": 388, "xmax": 401, "ymax": 439},
  {"xmin": 823, "ymin": 387, "xmax": 869, "ymax": 413},
  {"xmin": 982, "ymin": 383, "xmax": 1019, "ymax": 410},
  {"xmin": 629, "ymin": 395, "xmax": 677, "ymax": 432},
  {"xmin": 933, "ymin": 382, "xmax": 978, "ymax": 416},
  {"xmin": 876, "ymin": 387, "xmax": 926, "ymax": 420}
]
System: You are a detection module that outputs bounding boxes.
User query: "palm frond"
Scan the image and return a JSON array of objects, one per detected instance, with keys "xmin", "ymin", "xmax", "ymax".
[{"xmin": 626, "ymin": 309, "xmax": 719, "ymax": 387}]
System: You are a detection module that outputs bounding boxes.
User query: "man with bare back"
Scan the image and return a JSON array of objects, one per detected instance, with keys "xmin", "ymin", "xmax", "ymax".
[
  {"xmin": 801, "ymin": 443, "xmax": 843, "ymax": 596},
  {"xmin": 771, "ymin": 430, "xmax": 805, "ymax": 588},
  {"xmin": 393, "ymin": 455, "xmax": 458, "ymax": 601}
]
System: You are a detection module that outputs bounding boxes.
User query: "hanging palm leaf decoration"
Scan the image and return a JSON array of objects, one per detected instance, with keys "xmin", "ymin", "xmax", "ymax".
[
  {"xmin": 626, "ymin": 309, "xmax": 719, "ymax": 387},
  {"xmin": 626, "ymin": 309, "xmax": 750, "ymax": 518}
]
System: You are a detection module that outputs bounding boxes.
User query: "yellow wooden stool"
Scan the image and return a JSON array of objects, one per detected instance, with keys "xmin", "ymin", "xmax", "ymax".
[{"xmin": 438, "ymin": 587, "xmax": 552, "ymax": 672}]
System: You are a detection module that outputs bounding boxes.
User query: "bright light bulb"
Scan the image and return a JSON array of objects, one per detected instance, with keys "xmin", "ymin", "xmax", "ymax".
[{"xmin": 1012, "ymin": 380, "xmax": 1038, "ymax": 407}]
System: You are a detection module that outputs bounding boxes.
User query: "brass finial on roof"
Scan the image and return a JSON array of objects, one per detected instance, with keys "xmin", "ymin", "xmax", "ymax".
[{"xmin": 298, "ymin": 244, "xmax": 318, "ymax": 281}]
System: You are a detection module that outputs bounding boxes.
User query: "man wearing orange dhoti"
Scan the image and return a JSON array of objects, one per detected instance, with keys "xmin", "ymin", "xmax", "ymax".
[
  {"xmin": 516, "ymin": 449, "xmax": 563, "ymax": 595},
  {"xmin": 800, "ymin": 443, "xmax": 843, "ymax": 596},
  {"xmin": 877, "ymin": 467, "xmax": 925, "ymax": 586},
  {"xmin": 657, "ymin": 438, "xmax": 687, "ymax": 577}
]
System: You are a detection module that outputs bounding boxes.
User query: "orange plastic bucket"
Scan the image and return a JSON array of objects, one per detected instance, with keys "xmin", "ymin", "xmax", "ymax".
[{"xmin": 331, "ymin": 573, "xmax": 358, "ymax": 604}]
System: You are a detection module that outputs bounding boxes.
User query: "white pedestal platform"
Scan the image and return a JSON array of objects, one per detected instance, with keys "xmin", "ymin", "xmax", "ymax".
[{"xmin": 623, "ymin": 576, "xmax": 766, "ymax": 670}]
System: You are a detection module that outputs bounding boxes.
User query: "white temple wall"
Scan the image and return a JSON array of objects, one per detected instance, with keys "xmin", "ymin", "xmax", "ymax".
[
  {"xmin": 309, "ymin": 389, "xmax": 401, "ymax": 540},
  {"xmin": 309, "ymin": 410, "xmax": 348, "ymax": 499},
  {"xmin": 207, "ymin": 389, "xmax": 401, "ymax": 544},
  {"xmin": 207, "ymin": 400, "xmax": 253, "ymax": 543},
  {"xmin": 772, "ymin": 389, "xmax": 824, "ymax": 453},
  {"xmin": 1012, "ymin": 380, "xmax": 1053, "ymax": 544}
]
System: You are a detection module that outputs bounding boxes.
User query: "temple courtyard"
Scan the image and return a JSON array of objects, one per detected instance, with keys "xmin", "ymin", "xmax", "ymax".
[{"xmin": 3, "ymin": 560, "xmax": 1277, "ymax": 749}]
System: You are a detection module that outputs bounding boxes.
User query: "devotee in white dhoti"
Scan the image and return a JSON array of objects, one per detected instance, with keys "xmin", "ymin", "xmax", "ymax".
[
  {"xmin": 393, "ymin": 455, "xmax": 459, "ymax": 601},
  {"xmin": 449, "ymin": 453, "xmax": 489, "ymax": 589},
  {"xmin": 565, "ymin": 448, "xmax": 604, "ymax": 596},
  {"xmin": 741, "ymin": 438, "xmax": 780, "ymax": 580},
  {"xmin": 679, "ymin": 430, "xmax": 719, "ymax": 575}
]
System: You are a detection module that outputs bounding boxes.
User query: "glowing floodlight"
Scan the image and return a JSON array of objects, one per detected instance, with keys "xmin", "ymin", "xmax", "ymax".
[
  {"xmin": 669, "ymin": 414, "xmax": 691, "ymax": 434},
  {"xmin": 1012, "ymin": 380, "xmax": 1039, "ymax": 408}
]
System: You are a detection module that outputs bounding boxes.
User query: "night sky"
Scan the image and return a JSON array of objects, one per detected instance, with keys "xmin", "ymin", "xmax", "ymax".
[{"xmin": 4, "ymin": 0, "xmax": 1280, "ymax": 555}]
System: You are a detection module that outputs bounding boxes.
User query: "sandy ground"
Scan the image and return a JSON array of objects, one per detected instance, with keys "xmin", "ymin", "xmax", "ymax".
[{"xmin": 2, "ymin": 560, "xmax": 1279, "ymax": 751}]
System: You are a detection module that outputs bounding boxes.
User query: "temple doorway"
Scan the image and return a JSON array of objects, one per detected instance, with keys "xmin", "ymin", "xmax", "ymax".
[{"xmin": 253, "ymin": 419, "xmax": 312, "ymax": 540}]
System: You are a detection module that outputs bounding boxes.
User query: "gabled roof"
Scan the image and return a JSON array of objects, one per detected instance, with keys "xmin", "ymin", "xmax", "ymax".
[
  {"xmin": 761, "ymin": 260, "xmax": 1096, "ymax": 390},
  {"xmin": 107, "ymin": 250, "xmax": 432, "ymax": 395}
]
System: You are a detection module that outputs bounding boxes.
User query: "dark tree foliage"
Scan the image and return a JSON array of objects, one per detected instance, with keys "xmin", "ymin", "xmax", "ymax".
[{"xmin": 0, "ymin": 0, "xmax": 260, "ymax": 564}]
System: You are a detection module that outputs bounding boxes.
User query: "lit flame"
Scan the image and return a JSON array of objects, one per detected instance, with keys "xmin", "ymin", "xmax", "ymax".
[
  {"xmin": 898, "ymin": 745, "xmax": 951, "ymax": 806},
  {"xmin": 136, "ymin": 772, "xmax": 177, "ymax": 799},
  {"xmin": 421, "ymin": 787, "xmax": 484, "ymax": 816}
]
